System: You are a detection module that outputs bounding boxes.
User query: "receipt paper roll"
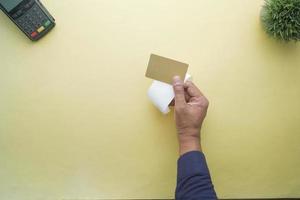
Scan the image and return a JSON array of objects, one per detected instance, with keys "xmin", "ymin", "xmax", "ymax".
[{"xmin": 147, "ymin": 74, "xmax": 192, "ymax": 114}]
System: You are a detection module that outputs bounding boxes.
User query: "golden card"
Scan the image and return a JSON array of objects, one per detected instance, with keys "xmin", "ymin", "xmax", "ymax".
[{"xmin": 145, "ymin": 54, "xmax": 189, "ymax": 84}]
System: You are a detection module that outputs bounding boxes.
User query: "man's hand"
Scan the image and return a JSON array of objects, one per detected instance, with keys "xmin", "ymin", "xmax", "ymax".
[{"xmin": 172, "ymin": 76, "xmax": 209, "ymax": 155}]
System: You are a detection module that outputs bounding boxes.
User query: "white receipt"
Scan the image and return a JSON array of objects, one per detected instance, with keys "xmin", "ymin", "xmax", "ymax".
[{"xmin": 148, "ymin": 74, "xmax": 192, "ymax": 114}]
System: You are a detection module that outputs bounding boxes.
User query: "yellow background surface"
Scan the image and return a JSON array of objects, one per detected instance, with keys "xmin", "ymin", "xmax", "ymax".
[{"xmin": 1, "ymin": 0, "xmax": 300, "ymax": 199}]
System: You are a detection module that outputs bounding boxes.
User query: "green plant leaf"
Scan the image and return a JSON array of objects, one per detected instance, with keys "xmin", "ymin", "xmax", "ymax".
[{"xmin": 261, "ymin": 0, "xmax": 300, "ymax": 42}]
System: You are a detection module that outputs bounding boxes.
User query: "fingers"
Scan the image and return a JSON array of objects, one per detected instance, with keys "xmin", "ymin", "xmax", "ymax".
[
  {"xmin": 169, "ymin": 91, "xmax": 191, "ymax": 107},
  {"xmin": 169, "ymin": 99, "xmax": 175, "ymax": 106},
  {"xmin": 184, "ymin": 81, "xmax": 204, "ymax": 98},
  {"xmin": 173, "ymin": 76, "xmax": 186, "ymax": 106},
  {"xmin": 184, "ymin": 91, "xmax": 191, "ymax": 102},
  {"xmin": 173, "ymin": 77, "xmax": 206, "ymax": 107},
  {"xmin": 169, "ymin": 92, "xmax": 191, "ymax": 107}
]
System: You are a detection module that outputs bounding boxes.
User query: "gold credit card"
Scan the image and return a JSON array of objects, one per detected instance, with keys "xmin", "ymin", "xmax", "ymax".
[{"xmin": 145, "ymin": 54, "xmax": 189, "ymax": 84}]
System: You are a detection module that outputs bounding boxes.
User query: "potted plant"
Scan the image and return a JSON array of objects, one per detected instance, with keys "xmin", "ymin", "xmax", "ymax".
[{"xmin": 261, "ymin": 0, "xmax": 300, "ymax": 42}]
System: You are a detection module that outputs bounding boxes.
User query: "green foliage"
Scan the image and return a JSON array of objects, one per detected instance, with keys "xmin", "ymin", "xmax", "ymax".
[{"xmin": 261, "ymin": 0, "xmax": 300, "ymax": 42}]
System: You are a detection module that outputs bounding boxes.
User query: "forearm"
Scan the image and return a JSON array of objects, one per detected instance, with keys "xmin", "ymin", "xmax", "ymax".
[{"xmin": 178, "ymin": 130, "xmax": 202, "ymax": 155}]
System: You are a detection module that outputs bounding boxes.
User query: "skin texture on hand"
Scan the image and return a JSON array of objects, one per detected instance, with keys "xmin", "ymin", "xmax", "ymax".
[{"xmin": 172, "ymin": 76, "xmax": 209, "ymax": 156}]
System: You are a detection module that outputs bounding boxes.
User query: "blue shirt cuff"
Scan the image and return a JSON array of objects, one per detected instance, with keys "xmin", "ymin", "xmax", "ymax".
[{"xmin": 177, "ymin": 151, "xmax": 210, "ymax": 181}]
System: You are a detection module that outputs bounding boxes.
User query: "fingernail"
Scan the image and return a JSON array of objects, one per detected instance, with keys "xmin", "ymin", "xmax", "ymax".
[
  {"xmin": 185, "ymin": 80, "xmax": 191, "ymax": 86},
  {"xmin": 173, "ymin": 76, "xmax": 181, "ymax": 83}
]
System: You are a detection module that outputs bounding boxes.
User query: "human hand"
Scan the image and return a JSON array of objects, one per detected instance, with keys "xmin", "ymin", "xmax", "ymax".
[{"xmin": 172, "ymin": 76, "xmax": 209, "ymax": 155}]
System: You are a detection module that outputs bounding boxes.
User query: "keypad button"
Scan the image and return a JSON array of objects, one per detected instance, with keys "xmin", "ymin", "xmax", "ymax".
[
  {"xmin": 12, "ymin": 13, "xmax": 18, "ymax": 19},
  {"xmin": 44, "ymin": 20, "xmax": 51, "ymax": 27},
  {"xmin": 31, "ymin": 31, "xmax": 38, "ymax": 38},
  {"xmin": 16, "ymin": 10, "xmax": 22, "ymax": 15},
  {"xmin": 37, "ymin": 26, "xmax": 45, "ymax": 33},
  {"xmin": 24, "ymin": 3, "xmax": 30, "ymax": 9}
]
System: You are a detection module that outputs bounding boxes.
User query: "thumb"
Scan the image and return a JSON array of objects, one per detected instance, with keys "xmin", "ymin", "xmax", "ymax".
[{"xmin": 173, "ymin": 76, "xmax": 186, "ymax": 106}]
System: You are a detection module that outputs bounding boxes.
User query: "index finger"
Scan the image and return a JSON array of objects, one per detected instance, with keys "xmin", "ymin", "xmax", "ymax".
[{"xmin": 184, "ymin": 81, "xmax": 204, "ymax": 97}]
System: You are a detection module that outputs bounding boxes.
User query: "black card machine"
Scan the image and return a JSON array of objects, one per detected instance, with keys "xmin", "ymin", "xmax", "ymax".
[{"xmin": 0, "ymin": 0, "xmax": 55, "ymax": 41}]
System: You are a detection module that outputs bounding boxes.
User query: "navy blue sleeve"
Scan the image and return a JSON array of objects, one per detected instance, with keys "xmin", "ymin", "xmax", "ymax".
[{"xmin": 175, "ymin": 151, "xmax": 217, "ymax": 200}]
